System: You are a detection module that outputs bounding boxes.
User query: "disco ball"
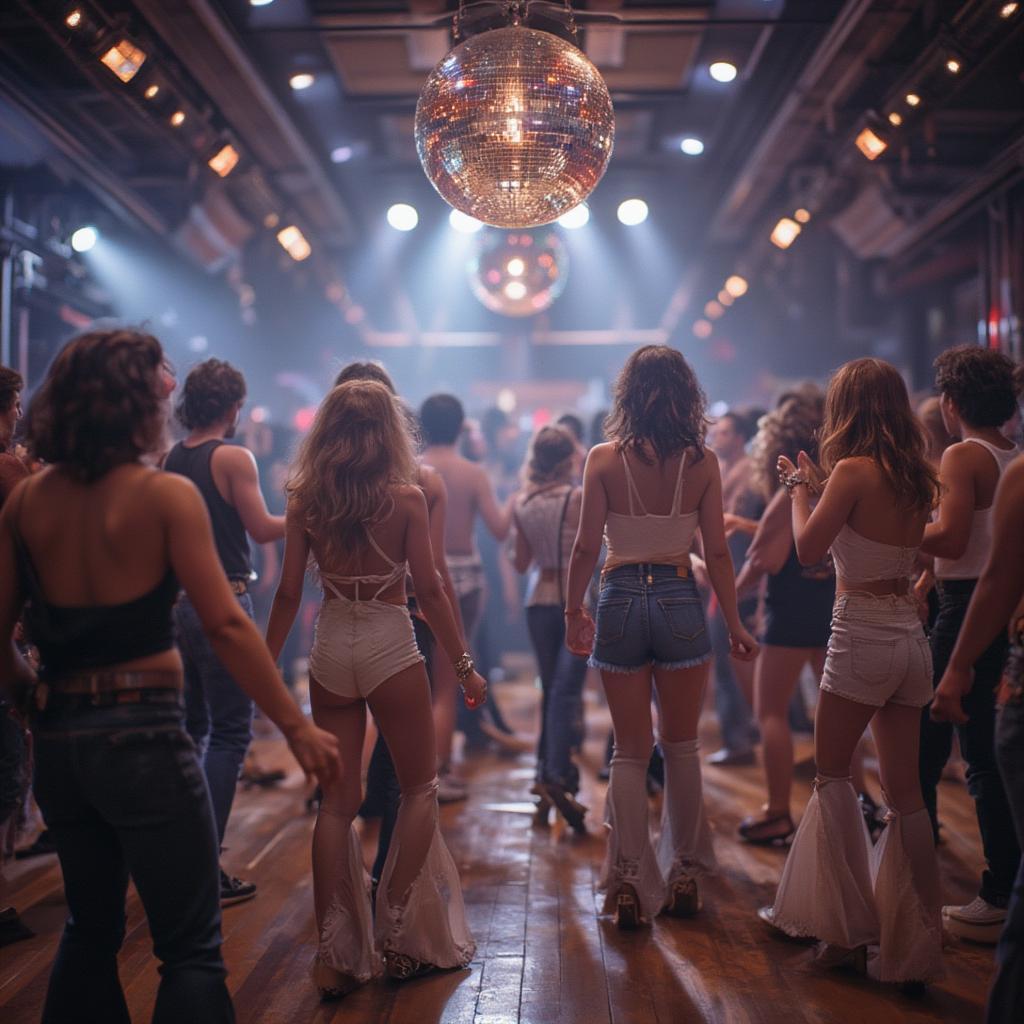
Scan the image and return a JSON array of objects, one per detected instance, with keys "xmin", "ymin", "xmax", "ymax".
[
  {"xmin": 415, "ymin": 26, "xmax": 614, "ymax": 229},
  {"xmin": 468, "ymin": 229, "xmax": 568, "ymax": 317}
]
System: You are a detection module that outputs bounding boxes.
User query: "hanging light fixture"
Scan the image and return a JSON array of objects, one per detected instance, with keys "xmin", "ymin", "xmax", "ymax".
[{"xmin": 415, "ymin": 2, "xmax": 615, "ymax": 229}]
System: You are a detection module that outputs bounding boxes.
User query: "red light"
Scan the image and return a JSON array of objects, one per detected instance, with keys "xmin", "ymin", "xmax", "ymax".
[
  {"xmin": 532, "ymin": 407, "xmax": 552, "ymax": 429},
  {"xmin": 293, "ymin": 406, "xmax": 316, "ymax": 432},
  {"xmin": 987, "ymin": 306, "xmax": 1001, "ymax": 347}
]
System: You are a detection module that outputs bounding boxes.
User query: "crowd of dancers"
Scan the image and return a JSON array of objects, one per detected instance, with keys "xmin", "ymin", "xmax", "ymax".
[{"xmin": 0, "ymin": 332, "xmax": 1022, "ymax": 1023}]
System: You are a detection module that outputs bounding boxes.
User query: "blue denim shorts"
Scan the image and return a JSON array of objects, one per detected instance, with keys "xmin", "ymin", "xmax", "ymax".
[{"xmin": 590, "ymin": 564, "xmax": 712, "ymax": 673}]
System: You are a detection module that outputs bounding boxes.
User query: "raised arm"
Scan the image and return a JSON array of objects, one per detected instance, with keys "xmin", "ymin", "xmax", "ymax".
[
  {"xmin": 217, "ymin": 445, "xmax": 286, "ymax": 544},
  {"xmin": 782, "ymin": 454, "xmax": 859, "ymax": 566},
  {"xmin": 697, "ymin": 452, "xmax": 758, "ymax": 660},
  {"xmin": 265, "ymin": 505, "xmax": 311, "ymax": 663},
  {"xmin": 920, "ymin": 443, "xmax": 974, "ymax": 560},
  {"xmin": 162, "ymin": 475, "xmax": 338, "ymax": 783}
]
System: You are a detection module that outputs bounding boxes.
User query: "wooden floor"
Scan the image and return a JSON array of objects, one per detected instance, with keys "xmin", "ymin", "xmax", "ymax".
[{"xmin": 1, "ymin": 677, "xmax": 997, "ymax": 1024}]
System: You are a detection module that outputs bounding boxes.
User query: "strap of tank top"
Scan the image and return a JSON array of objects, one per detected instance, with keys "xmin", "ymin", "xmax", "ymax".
[
  {"xmin": 321, "ymin": 531, "xmax": 405, "ymax": 601},
  {"xmin": 671, "ymin": 451, "xmax": 688, "ymax": 515},
  {"xmin": 620, "ymin": 452, "xmax": 646, "ymax": 516},
  {"xmin": 963, "ymin": 437, "xmax": 1017, "ymax": 472}
]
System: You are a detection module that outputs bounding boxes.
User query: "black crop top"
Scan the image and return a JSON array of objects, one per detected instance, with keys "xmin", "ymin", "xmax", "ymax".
[{"xmin": 13, "ymin": 529, "xmax": 179, "ymax": 681}]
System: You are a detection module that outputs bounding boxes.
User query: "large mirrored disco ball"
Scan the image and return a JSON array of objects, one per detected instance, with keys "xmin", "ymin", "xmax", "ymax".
[
  {"xmin": 468, "ymin": 229, "xmax": 569, "ymax": 317},
  {"xmin": 415, "ymin": 26, "xmax": 614, "ymax": 229}
]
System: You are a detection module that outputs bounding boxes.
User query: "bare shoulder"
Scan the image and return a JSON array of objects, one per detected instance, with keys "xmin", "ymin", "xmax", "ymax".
[
  {"xmin": 586, "ymin": 442, "xmax": 617, "ymax": 470},
  {"xmin": 150, "ymin": 468, "xmax": 206, "ymax": 514},
  {"xmin": 691, "ymin": 446, "xmax": 719, "ymax": 477},
  {"xmin": 417, "ymin": 463, "xmax": 446, "ymax": 502},
  {"xmin": 213, "ymin": 443, "xmax": 257, "ymax": 474},
  {"xmin": 393, "ymin": 482, "xmax": 428, "ymax": 516},
  {"xmin": 1000, "ymin": 455, "xmax": 1024, "ymax": 493},
  {"xmin": 831, "ymin": 455, "xmax": 877, "ymax": 481}
]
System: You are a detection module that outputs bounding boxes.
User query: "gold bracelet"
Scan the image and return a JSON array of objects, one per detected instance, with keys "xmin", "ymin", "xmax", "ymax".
[{"xmin": 454, "ymin": 652, "xmax": 474, "ymax": 683}]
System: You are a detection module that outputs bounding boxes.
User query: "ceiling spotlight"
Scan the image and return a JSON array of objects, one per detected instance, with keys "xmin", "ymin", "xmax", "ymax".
[
  {"xmin": 888, "ymin": 111, "xmax": 903, "ymax": 126},
  {"xmin": 331, "ymin": 145, "xmax": 354, "ymax": 164},
  {"xmin": 386, "ymin": 203, "xmax": 419, "ymax": 231},
  {"xmin": 100, "ymin": 39, "xmax": 147, "ymax": 83},
  {"xmin": 1001, "ymin": 3, "xmax": 1019, "ymax": 17},
  {"xmin": 680, "ymin": 137, "xmax": 705, "ymax": 156},
  {"xmin": 504, "ymin": 281, "xmax": 528, "ymax": 301},
  {"xmin": 770, "ymin": 217, "xmax": 801, "ymax": 250},
  {"xmin": 705, "ymin": 300, "xmax": 724, "ymax": 320},
  {"xmin": 944, "ymin": 57, "xmax": 962, "ymax": 74},
  {"xmin": 718, "ymin": 290, "xmax": 734, "ymax": 307},
  {"xmin": 289, "ymin": 72, "xmax": 315, "ymax": 91},
  {"xmin": 276, "ymin": 225, "xmax": 312, "ymax": 261},
  {"xmin": 70, "ymin": 226, "xmax": 98, "ymax": 253},
  {"xmin": 170, "ymin": 110, "xmax": 186, "ymax": 127},
  {"xmin": 65, "ymin": 9, "xmax": 83, "ymax": 28},
  {"xmin": 208, "ymin": 144, "xmax": 240, "ymax": 178},
  {"xmin": 143, "ymin": 83, "xmax": 160, "ymax": 100},
  {"xmin": 557, "ymin": 203, "xmax": 590, "ymax": 229},
  {"xmin": 693, "ymin": 319, "xmax": 713, "ymax": 339},
  {"xmin": 724, "ymin": 275, "xmax": 748, "ymax": 298},
  {"xmin": 506, "ymin": 257, "xmax": 526, "ymax": 277},
  {"xmin": 449, "ymin": 209, "xmax": 484, "ymax": 234},
  {"xmin": 855, "ymin": 126, "xmax": 888, "ymax": 160},
  {"xmin": 905, "ymin": 92, "xmax": 921, "ymax": 107},
  {"xmin": 794, "ymin": 208, "xmax": 811, "ymax": 224},
  {"xmin": 709, "ymin": 61, "xmax": 738, "ymax": 83},
  {"xmin": 617, "ymin": 198, "xmax": 648, "ymax": 226},
  {"xmin": 250, "ymin": 0, "xmax": 276, "ymax": 5}
]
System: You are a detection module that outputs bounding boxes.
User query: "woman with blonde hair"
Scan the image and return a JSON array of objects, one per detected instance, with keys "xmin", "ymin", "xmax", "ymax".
[
  {"xmin": 266, "ymin": 380, "xmax": 486, "ymax": 997},
  {"xmin": 763, "ymin": 357, "xmax": 944, "ymax": 986},
  {"xmin": 565, "ymin": 345, "xmax": 758, "ymax": 928}
]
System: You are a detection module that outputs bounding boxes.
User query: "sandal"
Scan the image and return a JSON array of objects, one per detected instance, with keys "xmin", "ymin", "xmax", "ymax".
[{"xmin": 738, "ymin": 811, "xmax": 795, "ymax": 847}]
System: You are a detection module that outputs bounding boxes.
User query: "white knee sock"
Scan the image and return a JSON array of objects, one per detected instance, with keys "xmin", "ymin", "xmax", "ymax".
[{"xmin": 656, "ymin": 738, "xmax": 716, "ymax": 881}]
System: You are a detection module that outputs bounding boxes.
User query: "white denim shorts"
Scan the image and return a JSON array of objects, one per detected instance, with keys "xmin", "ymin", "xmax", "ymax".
[{"xmin": 820, "ymin": 592, "xmax": 932, "ymax": 709}]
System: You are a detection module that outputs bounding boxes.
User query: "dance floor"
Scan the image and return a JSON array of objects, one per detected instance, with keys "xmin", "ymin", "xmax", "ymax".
[{"xmin": 1, "ymin": 676, "xmax": 996, "ymax": 1023}]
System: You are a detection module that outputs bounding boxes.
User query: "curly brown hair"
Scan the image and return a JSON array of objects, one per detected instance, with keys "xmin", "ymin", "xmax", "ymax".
[
  {"xmin": 820, "ymin": 358, "xmax": 938, "ymax": 510},
  {"xmin": 750, "ymin": 391, "xmax": 824, "ymax": 499},
  {"xmin": 934, "ymin": 345, "xmax": 1019, "ymax": 428},
  {"xmin": 175, "ymin": 358, "xmax": 247, "ymax": 430},
  {"xmin": 605, "ymin": 345, "xmax": 708, "ymax": 464},
  {"xmin": 26, "ymin": 329, "xmax": 167, "ymax": 482},
  {"xmin": 522, "ymin": 425, "xmax": 576, "ymax": 487},
  {"xmin": 0, "ymin": 365, "xmax": 23, "ymax": 415}
]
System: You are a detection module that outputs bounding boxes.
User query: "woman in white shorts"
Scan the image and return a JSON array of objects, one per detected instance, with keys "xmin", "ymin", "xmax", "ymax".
[
  {"xmin": 265, "ymin": 380, "xmax": 487, "ymax": 999},
  {"xmin": 760, "ymin": 357, "xmax": 945, "ymax": 987}
]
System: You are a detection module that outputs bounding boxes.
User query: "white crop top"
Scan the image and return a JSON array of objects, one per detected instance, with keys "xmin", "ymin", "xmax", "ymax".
[
  {"xmin": 830, "ymin": 524, "xmax": 918, "ymax": 584},
  {"xmin": 935, "ymin": 437, "xmax": 1018, "ymax": 581}
]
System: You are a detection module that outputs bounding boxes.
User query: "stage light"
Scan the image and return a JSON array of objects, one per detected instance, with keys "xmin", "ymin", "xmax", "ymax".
[
  {"xmin": 888, "ymin": 111, "xmax": 903, "ymax": 126},
  {"xmin": 794, "ymin": 208, "xmax": 811, "ymax": 224},
  {"xmin": 71, "ymin": 226, "xmax": 98, "ymax": 252},
  {"xmin": 770, "ymin": 217, "xmax": 801, "ymax": 249},
  {"xmin": 386, "ymin": 203, "xmax": 419, "ymax": 231},
  {"xmin": 1001, "ymin": 3, "xmax": 1019, "ymax": 17},
  {"xmin": 449, "ymin": 209, "xmax": 484, "ymax": 234},
  {"xmin": 65, "ymin": 9, "xmax": 83, "ymax": 28},
  {"xmin": 504, "ymin": 281, "xmax": 527, "ymax": 301},
  {"xmin": 496, "ymin": 388, "xmax": 516, "ymax": 414},
  {"xmin": 289, "ymin": 73, "xmax": 315, "ymax": 91},
  {"xmin": 250, "ymin": 0, "xmax": 275, "ymax": 6},
  {"xmin": 276, "ymin": 225, "xmax": 312, "ymax": 261},
  {"xmin": 331, "ymin": 145, "xmax": 354, "ymax": 163},
  {"xmin": 556, "ymin": 203, "xmax": 590, "ymax": 229},
  {"xmin": 506, "ymin": 257, "xmax": 526, "ymax": 277},
  {"xmin": 170, "ymin": 110, "xmax": 186, "ymax": 127},
  {"xmin": 855, "ymin": 126, "xmax": 888, "ymax": 160},
  {"xmin": 680, "ymin": 137, "xmax": 705, "ymax": 156},
  {"xmin": 144, "ymin": 83, "xmax": 160, "ymax": 100},
  {"xmin": 693, "ymin": 319, "xmax": 713, "ymax": 339},
  {"xmin": 724, "ymin": 275, "xmax": 748, "ymax": 298},
  {"xmin": 709, "ymin": 62, "xmax": 738, "ymax": 83},
  {"xmin": 905, "ymin": 92, "xmax": 921, "ymax": 107},
  {"xmin": 207, "ymin": 144, "xmax": 239, "ymax": 178},
  {"xmin": 944, "ymin": 57, "xmax": 961, "ymax": 74},
  {"xmin": 617, "ymin": 198, "xmax": 648, "ymax": 226},
  {"xmin": 100, "ymin": 39, "xmax": 147, "ymax": 83},
  {"xmin": 250, "ymin": 406, "xmax": 269, "ymax": 423}
]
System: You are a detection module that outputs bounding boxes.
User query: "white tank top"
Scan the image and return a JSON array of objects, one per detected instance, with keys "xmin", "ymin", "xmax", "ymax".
[{"xmin": 935, "ymin": 437, "xmax": 1018, "ymax": 580}]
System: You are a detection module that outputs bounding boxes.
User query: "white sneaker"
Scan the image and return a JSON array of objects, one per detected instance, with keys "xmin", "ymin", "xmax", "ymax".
[{"xmin": 942, "ymin": 896, "xmax": 1006, "ymax": 944}]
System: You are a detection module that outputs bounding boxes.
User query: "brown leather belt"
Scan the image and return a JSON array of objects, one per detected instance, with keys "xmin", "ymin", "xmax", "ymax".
[{"xmin": 35, "ymin": 670, "xmax": 183, "ymax": 711}]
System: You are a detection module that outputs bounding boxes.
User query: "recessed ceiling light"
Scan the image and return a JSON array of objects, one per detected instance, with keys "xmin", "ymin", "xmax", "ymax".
[
  {"xmin": 65, "ymin": 9, "xmax": 83, "ymax": 28},
  {"xmin": 680, "ymin": 137, "xmax": 705, "ymax": 156},
  {"xmin": 387, "ymin": 203, "xmax": 419, "ymax": 231},
  {"xmin": 944, "ymin": 57, "xmax": 961, "ymax": 74},
  {"xmin": 888, "ymin": 111, "xmax": 903, "ymax": 126},
  {"xmin": 855, "ymin": 126, "xmax": 888, "ymax": 160},
  {"xmin": 709, "ymin": 62, "xmax": 738, "ymax": 83},
  {"xmin": 170, "ymin": 110, "xmax": 186, "ymax": 127},
  {"xmin": 770, "ymin": 218, "xmax": 801, "ymax": 250},
  {"xmin": 905, "ymin": 92, "xmax": 921, "ymax": 107},
  {"xmin": 724, "ymin": 275, "xmax": 748, "ymax": 297},
  {"xmin": 71, "ymin": 226, "xmax": 98, "ymax": 253},
  {"xmin": 617, "ymin": 198, "xmax": 648, "ymax": 226},
  {"xmin": 1001, "ymin": 3, "xmax": 1019, "ymax": 17},
  {"xmin": 100, "ymin": 39, "xmax": 147, "ymax": 83},
  {"xmin": 144, "ymin": 83, "xmax": 160, "ymax": 100},
  {"xmin": 289, "ymin": 72, "xmax": 315, "ymax": 91}
]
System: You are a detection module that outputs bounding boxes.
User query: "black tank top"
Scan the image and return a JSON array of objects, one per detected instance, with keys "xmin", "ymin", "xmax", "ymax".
[{"xmin": 165, "ymin": 440, "xmax": 252, "ymax": 579}]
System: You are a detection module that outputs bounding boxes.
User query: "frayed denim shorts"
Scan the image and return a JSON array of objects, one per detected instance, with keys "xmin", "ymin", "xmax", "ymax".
[{"xmin": 589, "ymin": 563, "xmax": 712, "ymax": 674}]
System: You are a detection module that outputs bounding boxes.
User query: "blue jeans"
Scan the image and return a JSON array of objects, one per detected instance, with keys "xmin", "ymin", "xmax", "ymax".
[
  {"xmin": 175, "ymin": 593, "xmax": 255, "ymax": 847},
  {"xmin": 590, "ymin": 564, "xmax": 712, "ymax": 673},
  {"xmin": 32, "ymin": 699, "xmax": 232, "ymax": 1024},
  {"xmin": 526, "ymin": 604, "xmax": 588, "ymax": 793},
  {"xmin": 710, "ymin": 597, "xmax": 758, "ymax": 752},
  {"xmin": 989, "ymin": 697, "xmax": 1024, "ymax": 1023},
  {"xmin": 920, "ymin": 580, "xmax": 1018, "ymax": 906}
]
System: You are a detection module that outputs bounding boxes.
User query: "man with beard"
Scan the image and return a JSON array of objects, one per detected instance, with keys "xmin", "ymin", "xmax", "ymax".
[{"xmin": 165, "ymin": 359, "xmax": 285, "ymax": 906}]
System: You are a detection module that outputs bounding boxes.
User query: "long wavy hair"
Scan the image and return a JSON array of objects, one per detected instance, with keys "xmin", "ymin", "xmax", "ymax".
[
  {"xmin": 819, "ymin": 358, "xmax": 938, "ymax": 510},
  {"xmin": 749, "ymin": 391, "xmax": 824, "ymax": 499},
  {"xmin": 286, "ymin": 380, "xmax": 418, "ymax": 563},
  {"xmin": 605, "ymin": 345, "xmax": 708, "ymax": 464}
]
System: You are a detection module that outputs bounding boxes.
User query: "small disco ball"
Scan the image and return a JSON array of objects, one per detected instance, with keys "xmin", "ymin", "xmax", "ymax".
[
  {"xmin": 468, "ymin": 229, "xmax": 568, "ymax": 317},
  {"xmin": 415, "ymin": 26, "xmax": 614, "ymax": 229}
]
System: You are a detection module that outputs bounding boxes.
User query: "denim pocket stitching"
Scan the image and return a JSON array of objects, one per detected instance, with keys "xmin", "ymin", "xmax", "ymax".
[
  {"xmin": 850, "ymin": 635, "xmax": 897, "ymax": 685},
  {"xmin": 657, "ymin": 598, "xmax": 706, "ymax": 642},
  {"xmin": 595, "ymin": 597, "xmax": 632, "ymax": 645}
]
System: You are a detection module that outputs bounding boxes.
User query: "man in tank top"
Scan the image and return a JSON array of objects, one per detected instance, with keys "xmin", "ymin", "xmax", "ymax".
[
  {"xmin": 920, "ymin": 345, "xmax": 1021, "ymax": 943},
  {"xmin": 165, "ymin": 359, "xmax": 285, "ymax": 906}
]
